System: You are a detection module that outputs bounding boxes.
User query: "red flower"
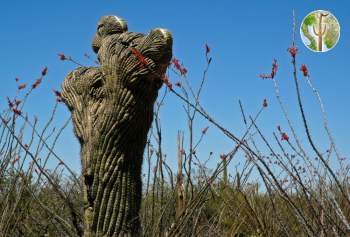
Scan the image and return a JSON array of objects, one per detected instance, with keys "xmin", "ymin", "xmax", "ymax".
[
  {"xmin": 271, "ymin": 59, "xmax": 278, "ymax": 78},
  {"xmin": 161, "ymin": 75, "xmax": 173, "ymax": 90},
  {"xmin": 53, "ymin": 89, "xmax": 63, "ymax": 102},
  {"xmin": 300, "ymin": 64, "xmax": 309, "ymax": 77},
  {"xmin": 12, "ymin": 107, "xmax": 22, "ymax": 116},
  {"xmin": 259, "ymin": 59, "xmax": 278, "ymax": 80},
  {"xmin": 281, "ymin": 133, "xmax": 289, "ymax": 141},
  {"xmin": 32, "ymin": 77, "xmax": 42, "ymax": 89},
  {"xmin": 263, "ymin": 99, "xmax": 268, "ymax": 107},
  {"xmin": 52, "ymin": 89, "xmax": 62, "ymax": 98},
  {"xmin": 12, "ymin": 156, "xmax": 20, "ymax": 165},
  {"xmin": 18, "ymin": 83, "xmax": 26, "ymax": 90},
  {"xmin": 172, "ymin": 58, "xmax": 187, "ymax": 76},
  {"xmin": 205, "ymin": 43, "xmax": 211, "ymax": 55},
  {"xmin": 15, "ymin": 100, "xmax": 22, "ymax": 106},
  {"xmin": 129, "ymin": 48, "xmax": 148, "ymax": 67},
  {"xmin": 58, "ymin": 53, "xmax": 67, "ymax": 61},
  {"xmin": 288, "ymin": 46, "xmax": 298, "ymax": 57},
  {"xmin": 181, "ymin": 67, "xmax": 187, "ymax": 76},
  {"xmin": 172, "ymin": 58, "xmax": 180, "ymax": 67},
  {"xmin": 161, "ymin": 75, "xmax": 169, "ymax": 83},
  {"xmin": 41, "ymin": 66, "xmax": 48, "ymax": 76},
  {"xmin": 220, "ymin": 154, "xmax": 227, "ymax": 161},
  {"xmin": 202, "ymin": 126, "xmax": 209, "ymax": 134}
]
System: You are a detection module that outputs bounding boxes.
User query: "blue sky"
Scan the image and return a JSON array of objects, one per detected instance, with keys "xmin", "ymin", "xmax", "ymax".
[{"xmin": 0, "ymin": 1, "xmax": 349, "ymax": 174}]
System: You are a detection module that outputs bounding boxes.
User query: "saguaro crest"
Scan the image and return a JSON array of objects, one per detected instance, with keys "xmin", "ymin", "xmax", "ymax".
[{"xmin": 61, "ymin": 15, "xmax": 172, "ymax": 236}]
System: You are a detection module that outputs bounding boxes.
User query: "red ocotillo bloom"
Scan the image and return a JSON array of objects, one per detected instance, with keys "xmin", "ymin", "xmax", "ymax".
[
  {"xmin": 58, "ymin": 53, "xmax": 67, "ymax": 61},
  {"xmin": 18, "ymin": 83, "xmax": 26, "ymax": 90},
  {"xmin": 271, "ymin": 59, "xmax": 278, "ymax": 78},
  {"xmin": 205, "ymin": 43, "xmax": 211, "ymax": 55},
  {"xmin": 15, "ymin": 100, "xmax": 22, "ymax": 106},
  {"xmin": 12, "ymin": 156, "xmax": 20, "ymax": 165},
  {"xmin": 281, "ymin": 133, "xmax": 289, "ymax": 141},
  {"xmin": 263, "ymin": 99, "xmax": 268, "ymax": 108},
  {"xmin": 172, "ymin": 57, "xmax": 187, "ymax": 76},
  {"xmin": 220, "ymin": 154, "xmax": 228, "ymax": 161},
  {"xmin": 41, "ymin": 66, "xmax": 48, "ymax": 76},
  {"xmin": 53, "ymin": 89, "xmax": 62, "ymax": 98},
  {"xmin": 202, "ymin": 126, "xmax": 209, "ymax": 135},
  {"xmin": 300, "ymin": 64, "xmax": 309, "ymax": 77},
  {"xmin": 161, "ymin": 75, "xmax": 173, "ymax": 90},
  {"xmin": 260, "ymin": 59, "xmax": 278, "ymax": 79},
  {"xmin": 129, "ymin": 48, "xmax": 148, "ymax": 68},
  {"xmin": 288, "ymin": 46, "xmax": 298, "ymax": 57},
  {"xmin": 32, "ymin": 77, "xmax": 42, "ymax": 89},
  {"xmin": 53, "ymin": 89, "xmax": 63, "ymax": 102},
  {"xmin": 12, "ymin": 107, "xmax": 22, "ymax": 116}
]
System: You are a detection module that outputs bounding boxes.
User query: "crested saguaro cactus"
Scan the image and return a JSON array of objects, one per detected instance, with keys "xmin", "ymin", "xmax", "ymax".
[{"xmin": 61, "ymin": 15, "xmax": 172, "ymax": 236}]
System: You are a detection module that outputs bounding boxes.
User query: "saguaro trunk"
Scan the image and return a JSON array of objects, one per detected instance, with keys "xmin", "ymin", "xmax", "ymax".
[
  {"xmin": 61, "ymin": 15, "xmax": 172, "ymax": 237},
  {"xmin": 313, "ymin": 12, "xmax": 328, "ymax": 51}
]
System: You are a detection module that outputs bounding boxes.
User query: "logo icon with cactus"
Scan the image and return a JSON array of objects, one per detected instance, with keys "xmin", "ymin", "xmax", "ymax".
[{"xmin": 300, "ymin": 10, "xmax": 340, "ymax": 52}]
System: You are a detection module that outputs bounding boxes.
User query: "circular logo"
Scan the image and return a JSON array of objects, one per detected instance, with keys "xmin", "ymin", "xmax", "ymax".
[{"xmin": 300, "ymin": 10, "xmax": 340, "ymax": 52}]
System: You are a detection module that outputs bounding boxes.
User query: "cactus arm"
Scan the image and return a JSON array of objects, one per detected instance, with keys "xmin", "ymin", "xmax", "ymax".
[{"xmin": 313, "ymin": 24, "xmax": 319, "ymax": 36}]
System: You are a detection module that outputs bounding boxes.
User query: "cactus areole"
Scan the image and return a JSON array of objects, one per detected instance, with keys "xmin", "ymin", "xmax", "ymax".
[{"xmin": 61, "ymin": 15, "xmax": 172, "ymax": 236}]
